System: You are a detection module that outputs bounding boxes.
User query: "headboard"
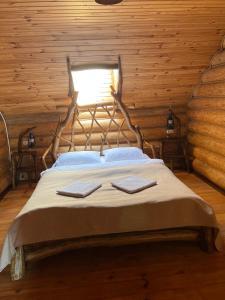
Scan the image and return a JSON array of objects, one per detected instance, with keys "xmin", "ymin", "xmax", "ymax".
[
  {"xmin": 42, "ymin": 57, "xmax": 143, "ymax": 169},
  {"xmin": 0, "ymin": 112, "xmax": 11, "ymax": 193}
]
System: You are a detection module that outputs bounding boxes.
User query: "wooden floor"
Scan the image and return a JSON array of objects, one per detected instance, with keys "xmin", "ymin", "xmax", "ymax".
[{"xmin": 0, "ymin": 172, "xmax": 225, "ymax": 300}]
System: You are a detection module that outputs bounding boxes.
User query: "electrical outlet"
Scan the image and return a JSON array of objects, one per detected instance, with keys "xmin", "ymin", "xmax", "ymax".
[{"xmin": 19, "ymin": 172, "xmax": 28, "ymax": 181}]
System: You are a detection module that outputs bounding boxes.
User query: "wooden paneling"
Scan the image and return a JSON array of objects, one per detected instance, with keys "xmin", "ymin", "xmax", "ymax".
[
  {"xmin": 0, "ymin": 1, "xmax": 225, "ymax": 160},
  {"xmin": 1, "ymin": 173, "xmax": 225, "ymax": 298},
  {"xmin": 188, "ymin": 36, "xmax": 225, "ymax": 190}
]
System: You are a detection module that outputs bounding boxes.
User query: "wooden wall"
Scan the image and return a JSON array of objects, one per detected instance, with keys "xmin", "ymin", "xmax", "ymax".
[
  {"xmin": 0, "ymin": 1, "xmax": 225, "ymax": 168},
  {"xmin": 0, "ymin": 114, "xmax": 11, "ymax": 193},
  {"xmin": 188, "ymin": 36, "xmax": 225, "ymax": 190}
]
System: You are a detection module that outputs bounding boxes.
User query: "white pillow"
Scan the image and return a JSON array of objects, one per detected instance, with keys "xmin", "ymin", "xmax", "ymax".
[
  {"xmin": 55, "ymin": 151, "xmax": 101, "ymax": 166},
  {"xmin": 103, "ymin": 147, "xmax": 146, "ymax": 162}
]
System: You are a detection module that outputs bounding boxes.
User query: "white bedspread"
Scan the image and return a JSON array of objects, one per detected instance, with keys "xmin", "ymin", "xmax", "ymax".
[{"xmin": 0, "ymin": 159, "xmax": 222, "ymax": 271}]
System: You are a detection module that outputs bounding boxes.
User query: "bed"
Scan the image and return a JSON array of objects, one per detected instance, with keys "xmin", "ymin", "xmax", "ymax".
[
  {"xmin": 0, "ymin": 57, "xmax": 222, "ymax": 280},
  {"xmin": 0, "ymin": 148, "xmax": 223, "ymax": 280}
]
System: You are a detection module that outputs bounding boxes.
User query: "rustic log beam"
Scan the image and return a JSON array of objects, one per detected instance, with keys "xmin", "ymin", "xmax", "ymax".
[
  {"xmin": 221, "ymin": 38, "xmax": 225, "ymax": 52},
  {"xmin": 192, "ymin": 147, "xmax": 225, "ymax": 174},
  {"xmin": 210, "ymin": 51, "xmax": 225, "ymax": 66},
  {"xmin": 188, "ymin": 43, "xmax": 225, "ymax": 190},
  {"xmin": 7, "ymin": 113, "xmax": 186, "ymax": 140},
  {"xmin": 202, "ymin": 66, "xmax": 225, "ymax": 83},
  {"xmin": 15, "ymin": 128, "xmax": 186, "ymax": 156},
  {"xmin": 193, "ymin": 81, "xmax": 225, "ymax": 98},
  {"xmin": 188, "ymin": 121, "xmax": 225, "ymax": 141},
  {"xmin": 188, "ymin": 133, "xmax": 225, "ymax": 157},
  {"xmin": 188, "ymin": 109, "xmax": 225, "ymax": 127},
  {"xmin": 188, "ymin": 98, "xmax": 225, "ymax": 110},
  {"xmin": 11, "ymin": 125, "xmax": 186, "ymax": 147},
  {"xmin": 193, "ymin": 159, "xmax": 225, "ymax": 190},
  {"xmin": 24, "ymin": 229, "xmax": 199, "ymax": 263}
]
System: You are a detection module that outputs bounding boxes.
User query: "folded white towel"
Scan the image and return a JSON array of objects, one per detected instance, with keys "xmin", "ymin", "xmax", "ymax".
[
  {"xmin": 57, "ymin": 181, "xmax": 102, "ymax": 198},
  {"xmin": 111, "ymin": 176, "xmax": 157, "ymax": 194}
]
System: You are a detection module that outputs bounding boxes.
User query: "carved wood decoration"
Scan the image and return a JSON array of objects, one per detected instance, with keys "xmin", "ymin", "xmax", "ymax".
[
  {"xmin": 0, "ymin": 112, "xmax": 11, "ymax": 194},
  {"xmin": 42, "ymin": 57, "xmax": 143, "ymax": 168},
  {"xmin": 42, "ymin": 93, "xmax": 77, "ymax": 168}
]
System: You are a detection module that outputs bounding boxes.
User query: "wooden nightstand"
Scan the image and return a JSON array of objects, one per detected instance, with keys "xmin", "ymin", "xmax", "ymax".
[
  {"xmin": 12, "ymin": 149, "xmax": 38, "ymax": 188},
  {"xmin": 161, "ymin": 137, "xmax": 190, "ymax": 172}
]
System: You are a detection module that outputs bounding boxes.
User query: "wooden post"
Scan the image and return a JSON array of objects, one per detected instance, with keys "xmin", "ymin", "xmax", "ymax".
[
  {"xmin": 199, "ymin": 227, "xmax": 215, "ymax": 253},
  {"xmin": 10, "ymin": 247, "xmax": 25, "ymax": 281}
]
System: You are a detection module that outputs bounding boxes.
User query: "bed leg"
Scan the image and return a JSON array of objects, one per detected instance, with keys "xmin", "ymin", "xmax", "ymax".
[
  {"xmin": 199, "ymin": 228, "xmax": 215, "ymax": 253},
  {"xmin": 10, "ymin": 247, "xmax": 25, "ymax": 281}
]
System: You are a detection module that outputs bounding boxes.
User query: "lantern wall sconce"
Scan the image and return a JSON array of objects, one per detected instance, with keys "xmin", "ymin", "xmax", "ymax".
[{"xmin": 166, "ymin": 106, "xmax": 181, "ymax": 138}]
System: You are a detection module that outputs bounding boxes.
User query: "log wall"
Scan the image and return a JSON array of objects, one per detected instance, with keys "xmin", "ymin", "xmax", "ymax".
[
  {"xmin": 0, "ymin": 1, "xmax": 225, "ymax": 170},
  {"xmin": 188, "ymin": 36, "xmax": 225, "ymax": 190}
]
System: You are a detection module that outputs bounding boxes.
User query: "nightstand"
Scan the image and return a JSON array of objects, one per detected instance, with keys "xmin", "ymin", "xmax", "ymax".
[
  {"xmin": 161, "ymin": 137, "xmax": 190, "ymax": 172},
  {"xmin": 12, "ymin": 149, "xmax": 38, "ymax": 188}
]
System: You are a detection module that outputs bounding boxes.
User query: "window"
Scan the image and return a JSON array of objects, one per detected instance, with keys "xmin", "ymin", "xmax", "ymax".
[{"xmin": 71, "ymin": 67, "xmax": 119, "ymax": 106}]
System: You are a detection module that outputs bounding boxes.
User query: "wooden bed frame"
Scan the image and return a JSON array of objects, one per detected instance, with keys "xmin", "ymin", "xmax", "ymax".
[
  {"xmin": 9, "ymin": 57, "xmax": 216, "ymax": 281},
  {"xmin": 11, "ymin": 227, "xmax": 215, "ymax": 281}
]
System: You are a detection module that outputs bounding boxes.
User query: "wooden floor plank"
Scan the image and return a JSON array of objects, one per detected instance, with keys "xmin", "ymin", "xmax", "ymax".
[{"xmin": 0, "ymin": 172, "xmax": 225, "ymax": 299}]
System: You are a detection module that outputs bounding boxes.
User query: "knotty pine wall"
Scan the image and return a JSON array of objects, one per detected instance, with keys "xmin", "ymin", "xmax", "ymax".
[
  {"xmin": 1, "ymin": 1, "xmax": 225, "ymax": 171},
  {"xmin": 188, "ymin": 36, "xmax": 225, "ymax": 190}
]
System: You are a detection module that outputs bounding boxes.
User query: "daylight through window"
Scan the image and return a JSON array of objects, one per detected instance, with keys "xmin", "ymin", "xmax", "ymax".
[{"xmin": 71, "ymin": 68, "xmax": 118, "ymax": 106}]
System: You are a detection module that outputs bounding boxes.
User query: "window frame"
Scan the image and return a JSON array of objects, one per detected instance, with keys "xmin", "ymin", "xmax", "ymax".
[{"xmin": 70, "ymin": 63, "xmax": 119, "ymax": 107}]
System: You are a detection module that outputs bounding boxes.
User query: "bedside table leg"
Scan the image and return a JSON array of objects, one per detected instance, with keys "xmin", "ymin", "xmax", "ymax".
[
  {"xmin": 11, "ymin": 155, "xmax": 16, "ymax": 189},
  {"xmin": 181, "ymin": 142, "xmax": 190, "ymax": 172},
  {"xmin": 170, "ymin": 160, "xmax": 174, "ymax": 171},
  {"xmin": 32, "ymin": 153, "xmax": 38, "ymax": 182}
]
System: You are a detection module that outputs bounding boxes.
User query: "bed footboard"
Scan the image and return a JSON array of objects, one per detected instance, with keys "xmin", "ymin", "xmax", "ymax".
[{"xmin": 9, "ymin": 227, "xmax": 215, "ymax": 281}]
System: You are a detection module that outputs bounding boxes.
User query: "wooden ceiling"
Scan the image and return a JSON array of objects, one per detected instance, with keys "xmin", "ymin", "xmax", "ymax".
[{"xmin": 0, "ymin": 0, "xmax": 225, "ymax": 150}]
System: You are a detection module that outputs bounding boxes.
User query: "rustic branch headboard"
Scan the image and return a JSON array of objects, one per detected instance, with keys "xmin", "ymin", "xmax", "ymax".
[
  {"xmin": 0, "ymin": 112, "xmax": 11, "ymax": 193},
  {"xmin": 42, "ymin": 57, "xmax": 143, "ymax": 169}
]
